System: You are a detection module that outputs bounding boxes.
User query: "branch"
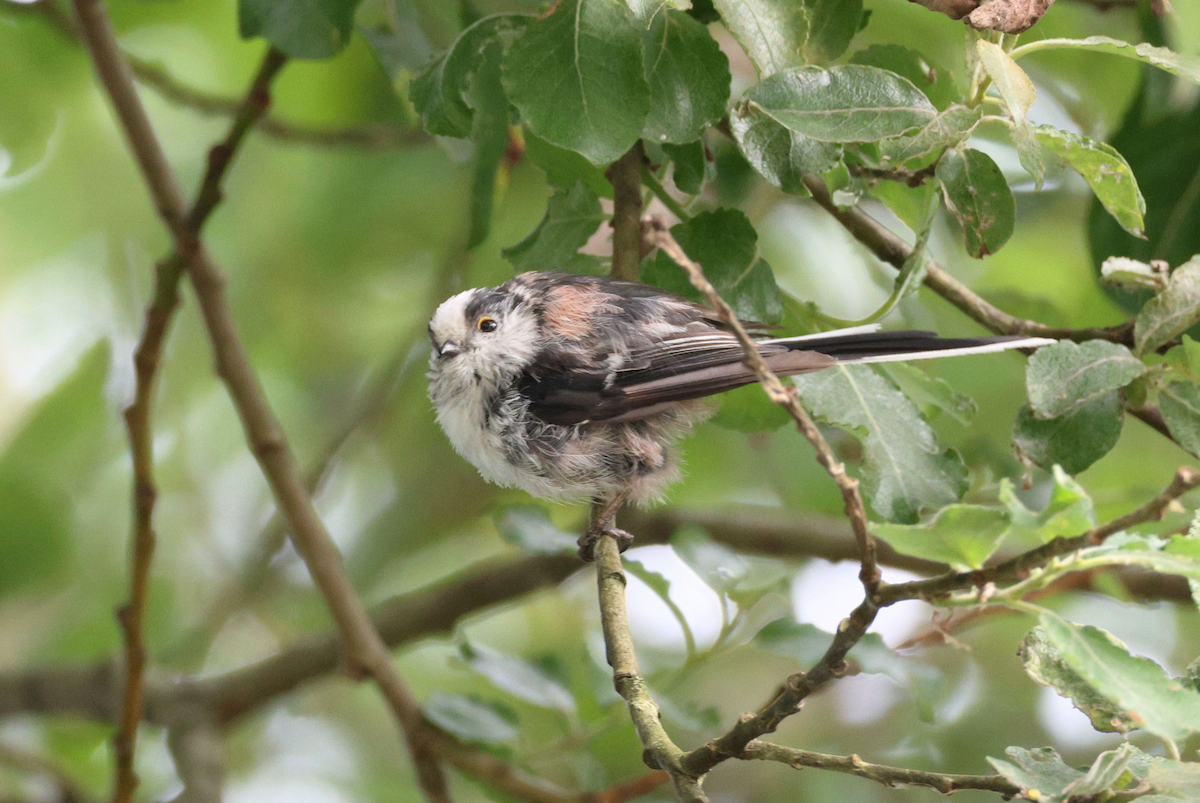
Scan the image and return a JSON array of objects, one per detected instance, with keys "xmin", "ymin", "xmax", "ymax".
[
  {"xmin": 608, "ymin": 143, "xmax": 645, "ymax": 281},
  {"xmin": 593, "ymin": 537, "xmax": 705, "ymax": 802},
  {"xmin": 877, "ymin": 465, "xmax": 1200, "ymax": 605},
  {"xmin": 165, "ymin": 720, "xmax": 224, "ymax": 803},
  {"xmin": 742, "ymin": 742, "xmax": 1020, "ymax": 796},
  {"xmin": 67, "ymin": 0, "xmax": 449, "ymax": 798},
  {"xmin": 111, "ymin": 44, "xmax": 287, "ymax": 803},
  {"xmin": 800, "ymin": 176, "xmax": 1132, "ymax": 345}
]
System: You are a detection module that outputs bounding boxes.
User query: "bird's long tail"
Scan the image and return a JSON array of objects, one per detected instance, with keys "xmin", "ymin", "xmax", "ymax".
[{"xmin": 762, "ymin": 325, "xmax": 1054, "ymax": 365}]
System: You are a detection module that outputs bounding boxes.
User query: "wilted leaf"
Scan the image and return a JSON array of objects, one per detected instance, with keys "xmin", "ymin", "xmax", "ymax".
[
  {"xmin": 1012, "ymin": 395, "xmax": 1124, "ymax": 475},
  {"xmin": 502, "ymin": 182, "xmax": 605, "ymax": 273},
  {"xmin": 872, "ymin": 504, "xmax": 1009, "ymax": 570},
  {"xmin": 1036, "ymin": 610, "xmax": 1200, "ymax": 743},
  {"xmin": 643, "ymin": 208, "xmax": 784, "ymax": 323},
  {"xmin": 423, "ymin": 692, "xmax": 519, "ymax": 744},
  {"xmin": 1101, "ymin": 257, "xmax": 1166, "ymax": 292},
  {"xmin": 239, "ymin": 0, "xmax": 364, "ymax": 58},
  {"xmin": 641, "ymin": 11, "xmax": 731, "ymax": 144},
  {"xmin": 1020, "ymin": 626, "xmax": 1137, "ymax": 733},
  {"xmin": 936, "ymin": 148, "xmax": 1015, "ymax": 258},
  {"xmin": 1025, "ymin": 340, "xmax": 1146, "ymax": 420},
  {"xmin": 745, "ymin": 65, "xmax": 937, "ymax": 144},
  {"xmin": 459, "ymin": 641, "xmax": 577, "ymax": 713},
  {"xmin": 730, "ymin": 101, "xmax": 842, "ymax": 195},
  {"xmin": 1036, "ymin": 125, "xmax": 1146, "ymax": 238},
  {"xmin": 1061, "ymin": 743, "xmax": 1139, "ymax": 799},
  {"xmin": 1135, "ymin": 256, "xmax": 1200, "ymax": 355},
  {"xmin": 504, "ymin": 0, "xmax": 649, "ymax": 165},
  {"xmin": 793, "ymin": 364, "xmax": 968, "ymax": 523}
]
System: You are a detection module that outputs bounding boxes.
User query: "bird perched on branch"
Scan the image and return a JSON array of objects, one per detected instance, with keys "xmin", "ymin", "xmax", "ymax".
[{"xmin": 427, "ymin": 271, "xmax": 1051, "ymax": 560}]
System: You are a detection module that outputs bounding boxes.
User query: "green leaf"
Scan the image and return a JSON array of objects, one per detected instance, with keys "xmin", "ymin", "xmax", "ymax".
[
  {"xmin": 1035, "ymin": 125, "xmax": 1146, "ymax": 238},
  {"xmin": 459, "ymin": 641, "xmax": 577, "ymax": 713},
  {"xmin": 745, "ymin": 65, "xmax": 937, "ymax": 143},
  {"xmin": 872, "ymin": 504, "xmax": 1009, "ymax": 571},
  {"xmin": 670, "ymin": 528, "xmax": 749, "ymax": 593},
  {"xmin": 711, "ymin": 0, "xmax": 807, "ymax": 76},
  {"xmin": 803, "ymin": 0, "xmax": 863, "ymax": 64},
  {"xmin": 1011, "ymin": 36, "xmax": 1200, "ymax": 84},
  {"xmin": 755, "ymin": 620, "xmax": 905, "ymax": 678},
  {"xmin": 987, "ymin": 747, "xmax": 1083, "ymax": 803},
  {"xmin": 849, "ymin": 45, "xmax": 956, "ymax": 110},
  {"xmin": 359, "ymin": 4, "xmax": 433, "ymax": 78},
  {"xmin": 493, "ymin": 506, "xmax": 577, "ymax": 554},
  {"xmin": 640, "ymin": 11, "xmax": 731, "ymax": 144},
  {"xmin": 1158, "ymin": 381, "xmax": 1200, "ymax": 458},
  {"xmin": 1062, "ymin": 743, "xmax": 1139, "ymax": 799},
  {"xmin": 1019, "ymin": 626, "xmax": 1138, "ymax": 733},
  {"xmin": 239, "ymin": 0, "xmax": 364, "ymax": 58},
  {"xmin": 662, "ymin": 140, "xmax": 708, "ymax": 194},
  {"xmin": 1000, "ymin": 466, "xmax": 1095, "ymax": 545},
  {"xmin": 1037, "ymin": 610, "xmax": 1200, "ymax": 742},
  {"xmin": 1012, "ymin": 395, "xmax": 1124, "ymax": 475},
  {"xmin": 877, "ymin": 363, "xmax": 976, "ymax": 427},
  {"xmin": 0, "ymin": 469, "xmax": 71, "ymax": 596},
  {"xmin": 1101, "ymin": 256, "xmax": 1167, "ymax": 293},
  {"xmin": 792, "ymin": 364, "xmax": 968, "ymax": 523},
  {"xmin": 1148, "ymin": 758, "xmax": 1200, "ymax": 799},
  {"xmin": 975, "ymin": 40, "xmax": 1044, "ymax": 188},
  {"xmin": 411, "ymin": 15, "xmax": 527, "ymax": 138},
  {"xmin": 729, "ymin": 100, "xmax": 842, "ymax": 195},
  {"xmin": 710, "ymin": 382, "xmax": 791, "ymax": 432},
  {"xmin": 936, "ymin": 148, "xmax": 1015, "ymax": 258},
  {"xmin": 466, "ymin": 42, "xmax": 510, "ymax": 248},
  {"xmin": 504, "ymin": 0, "xmax": 649, "ymax": 165},
  {"xmin": 876, "ymin": 105, "xmax": 982, "ymax": 167},
  {"xmin": 643, "ymin": 208, "xmax": 784, "ymax": 323},
  {"xmin": 423, "ymin": 692, "xmax": 519, "ymax": 745},
  {"xmin": 1025, "ymin": 340, "xmax": 1146, "ymax": 420},
  {"xmin": 524, "ymin": 132, "xmax": 614, "ymax": 199},
  {"xmin": 502, "ymin": 182, "xmax": 605, "ymax": 273},
  {"xmin": 1135, "ymin": 256, "xmax": 1200, "ymax": 355}
]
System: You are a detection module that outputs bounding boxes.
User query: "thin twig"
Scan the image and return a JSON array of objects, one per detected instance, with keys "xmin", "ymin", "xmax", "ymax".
[
  {"xmin": 877, "ymin": 465, "xmax": 1200, "ymax": 605},
  {"xmin": 742, "ymin": 742, "xmax": 1020, "ymax": 796},
  {"xmin": 607, "ymin": 143, "xmax": 646, "ymax": 281},
  {"xmin": 847, "ymin": 162, "xmax": 938, "ymax": 188},
  {"xmin": 68, "ymin": 0, "xmax": 450, "ymax": 798},
  {"xmin": 593, "ymin": 537, "xmax": 706, "ymax": 803},
  {"xmin": 110, "ymin": 44, "xmax": 287, "ymax": 803}
]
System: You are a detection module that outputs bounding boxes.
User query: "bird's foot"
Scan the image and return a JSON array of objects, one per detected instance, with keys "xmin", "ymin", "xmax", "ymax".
[{"xmin": 577, "ymin": 525, "xmax": 635, "ymax": 562}]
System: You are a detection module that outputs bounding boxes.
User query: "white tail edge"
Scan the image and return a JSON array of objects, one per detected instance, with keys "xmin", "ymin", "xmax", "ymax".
[
  {"xmin": 760, "ymin": 323, "xmax": 883, "ymax": 345},
  {"xmin": 839, "ymin": 337, "xmax": 1057, "ymax": 366}
]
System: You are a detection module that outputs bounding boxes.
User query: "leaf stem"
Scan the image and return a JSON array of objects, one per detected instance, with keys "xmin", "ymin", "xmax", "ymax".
[{"xmin": 641, "ymin": 166, "xmax": 692, "ymax": 222}]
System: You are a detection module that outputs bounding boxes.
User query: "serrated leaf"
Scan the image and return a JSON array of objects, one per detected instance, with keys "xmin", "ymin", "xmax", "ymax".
[
  {"xmin": 936, "ymin": 147, "xmax": 1015, "ymax": 258},
  {"xmin": 849, "ymin": 45, "xmax": 956, "ymax": 110},
  {"xmin": 239, "ymin": 0, "xmax": 364, "ymax": 58},
  {"xmin": 641, "ymin": 11, "xmax": 731, "ymax": 144},
  {"xmin": 1135, "ymin": 256, "xmax": 1200, "ymax": 355},
  {"xmin": 1037, "ymin": 610, "xmax": 1200, "ymax": 742},
  {"xmin": 459, "ymin": 641, "xmax": 577, "ymax": 713},
  {"xmin": 988, "ymin": 747, "xmax": 1083, "ymax": 803},
  {"xmin": 423, "ymin": 692, "xmax": 519, "ymax": 745},
  {"xmin": 502, "ymin": 182, "xmax": 605, "ymax": 273},
  {"xmin": 730, "ymin": 101, "xmax": 842, "ymax": 195},
  {"xmin": 493, "ymin": 506, "xmax": 577, "ymax": 554},
  {"xmin": 1012, "ymin": 395, "xmax": 1124, "ymax": 475},
  {"xmin": 504, "ymin": 0, "xmax": 649, "ymax": 165},
  {"xmin": 1000, "ymin": 467, "xmax": 1095, "ymax": 545},
  {"xmin": 793, "ymin": 364, "xmax": 967, "ymax": 523},
  {"xmin": 643, "ymin": 208, "xmax": 784, "ymax": 323},
  {"xmin": 411, "ymin": 15, "xmax": 527, "ymax": 138},
  {"xmin": 872, "ymin": 504, "xmax": 1009, "ymax": 570},
  {"xmin": 662, "ymin": 141, "xmax": 707, "ymax": 194},
  {"xmin": 1012, "ymin": 36, "xmax": 1200, "ymax": 84},
  {"xmin": 1036, "ymin": 125, "xmax": 1146, "ymax": 238},
  {"xmin": 1025, "ymin": 340, "xmax": 1146, "ymax": 420},
  {"xmin": 746, "ymin": 66, "xmax": 936, "ymax": 144},
  {"xmin": 1158, "ymin": 381, "xmax": 1200, "ymax": 458},
  {"xmin": 466, "ymin": 41, "xmax": 510, "ymax": 248},
  {"xmin": 877, "ymin": 363, "xmax": 976, "ymax": 427},
  {"xmin": 1020, "ymin": 626, "xmax": 1138, "ymax": 734},
  {"xmin": 876, "ymin": 105, "xmax": 982, "ymax": 167},
  {"xmin": 1101, "ymin": 257, "xmax": 1166, "ymax": 292},
  {"xmin": 524, "ymin": 133, "xmax": 614, "ymax": 198}
]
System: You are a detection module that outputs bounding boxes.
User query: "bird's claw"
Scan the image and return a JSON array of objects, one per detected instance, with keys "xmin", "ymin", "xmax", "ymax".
[{"xmin": 577, "ymin": 526, "xmax": 635, "ymax": 562}]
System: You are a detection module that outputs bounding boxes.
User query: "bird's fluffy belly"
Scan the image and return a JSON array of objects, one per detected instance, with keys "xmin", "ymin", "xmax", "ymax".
[{"xmin": 434, "ymin": 382, "xmax": 708, "ymax": 503}]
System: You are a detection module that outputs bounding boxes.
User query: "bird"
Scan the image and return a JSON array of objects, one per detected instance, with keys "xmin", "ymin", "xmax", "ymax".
[{"xmin": 427, "ymin": 270, "xmax": 1052, "ymax": 560}]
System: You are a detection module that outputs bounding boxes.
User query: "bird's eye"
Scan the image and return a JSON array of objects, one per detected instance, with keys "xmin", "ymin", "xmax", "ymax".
[{"xmin": 478, "ymin": 317, "xmax": 498, "ymax": 333}]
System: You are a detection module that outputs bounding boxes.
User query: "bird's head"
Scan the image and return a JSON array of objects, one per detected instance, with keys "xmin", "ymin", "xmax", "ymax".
[{"xmin": 427, "ymin": 286, "xmax": 540, "ymax": 392}]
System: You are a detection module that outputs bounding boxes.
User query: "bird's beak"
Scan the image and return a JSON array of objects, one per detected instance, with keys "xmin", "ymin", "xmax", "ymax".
[{"xmin": 434, "ymin": 340, "xmax": 461, "ymax": 359}]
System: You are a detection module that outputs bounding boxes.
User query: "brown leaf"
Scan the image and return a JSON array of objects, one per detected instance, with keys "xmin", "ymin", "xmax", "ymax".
[
  {"xmin": 966, "ymin": 0, "xmax": 1055, "ymax": 33},
  {"xmin": 906, "ymin": 0, "xmax": 979, "ymax": 19}
]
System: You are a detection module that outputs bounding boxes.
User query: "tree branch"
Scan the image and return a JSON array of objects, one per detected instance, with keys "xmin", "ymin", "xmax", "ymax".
[
  {"xmin": 111, "ymin": 43, "xmax": 287, "ymax": 803},
  {"xmin": 165, "ymin": 720, "xmax": 224, "ymax": 803},
  {"xmin": 608, "ymin": 143, "xmax": 646, "ymax": 281},
  {"xmin": 593, "ymin": 537, "xmax": 705, "ymax": 802},
  {"xmin": 742, "ymin": 742, "xmax": 1020, "ymax": 796},
  {"xmin": 67, "ymin": 0, "xmax": 449, "ymax": 798}
]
